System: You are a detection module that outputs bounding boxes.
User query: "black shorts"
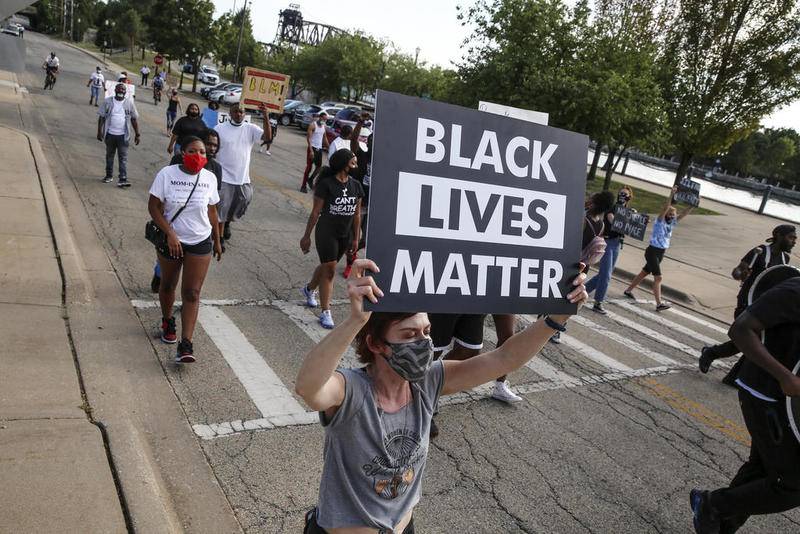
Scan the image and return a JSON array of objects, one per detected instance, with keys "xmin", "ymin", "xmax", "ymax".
[
  {"xmin": 157, "ymin": 236, "xmax": 212, "ymax": 259},
  {"xmin": 315, "ymin": 223, "xmax": 351, "ymax": 263},
  {"xmin": 428, "ymin": 313, "xmax": 486, "ymax": 352},
  {"xmin": 643, "ymin": 245, "xmax": 666, "ymax": 276}
]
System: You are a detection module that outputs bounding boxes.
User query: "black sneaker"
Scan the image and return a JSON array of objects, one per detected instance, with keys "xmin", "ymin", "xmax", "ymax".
[
  {"xmin": 592, "ymin": 302, "xmax": 608, "ymax": 315},
  {"xmin": 429, "ymin": 417, "xmax": 439, "ymax": 439},
  {"xmin": 623, "ymin": 290, "xmax": 636, "ymax": 299},
  {"xmin": 300, "ymin": 185, "xmax": 308, "ymax": 193},
  {"xmin": 150, "ymin": 274, "xmax": 161, "ymax": 293},
  {"xmin": 102, "ymin": 176, "xmax": 113, "ymax": 183},
  {"xmin": 161, "ymin": 316, "xmax": 177, "ymax": 344},
  {"xmin": 117, "ymin": 179, "xmax": 131, "ymax": 188},
  {"xmin": 656, "ymin": 302, "xmax": 672, "ymax": 312},
  {"xmin": 689, "ymin": 489, "xmax": 720, "ymax": 534},
  {"xmin": 699, "ymin": 346, "xmax": 715, "ymax": 374},
  {"xmin": 223, "ymin": 222, "xmax": 231, "ymax": 240},
  {"xmin": 175, "ymin": 339, "xmax": 195, "ymax": 363},
  {"xmin": 549, "ymin": 331, "xmax": 562, "ymax": 344}
]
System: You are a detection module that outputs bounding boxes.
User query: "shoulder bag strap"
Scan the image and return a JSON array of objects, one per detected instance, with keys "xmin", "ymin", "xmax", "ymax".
[{"xmin": 168, "ymin": 172, "xmax": 202, "ymax": 224}]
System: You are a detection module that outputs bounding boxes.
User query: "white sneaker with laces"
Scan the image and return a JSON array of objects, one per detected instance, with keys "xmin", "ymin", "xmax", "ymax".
[
  {"xmin": 319, "ymin": 309, "xmax": 335, "ymax": 329},
  {"xmin": 492, "ymin": 380, "xmax": 522, "ymax": 403},
  {"xmin": 301, "ymin": 285, "xmax": 318, "ymax": 307}
]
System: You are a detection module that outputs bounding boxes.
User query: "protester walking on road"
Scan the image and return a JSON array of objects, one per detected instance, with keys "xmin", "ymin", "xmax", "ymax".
[
  {"xmin": 214, "ymin": 103, "xmax": 271, "ymax": 247},
  {"xmin": 690, "ymin": 276, "xmax": 800, "ymax": 534},
  {"xmin": 585, "ymin": 186, "xmax": 634, "ymax": 315},
  {"xmin": 140, "ymin": 65, "xmax": 150, "ymax": 86},
  {"xmin": 343, "ymin": 116, "xmax": 373, "ymax": 279},
  {"xmin": 294, "ymin": 258, "xmax": 587, "ymax": 533},
  {"xmin": 328, "ymin": 124, "xmax": 353, "ymax": 159},
  {"xmin": 166, "ymin": 89, "xmax": 181, "ymax": 133},
  {"xmin": 87, "ymin": 66, "xmax": 104, "ymax": 106},
  {"xmin": 168, "ymin": 103, "xmax": 208, "ymax": 156},
  {"xmin": 624, "ymin": 186, "xmax": 693, "ymax": 311},
  {"xmin": 97, "ymin": 83, "xmax": 140, "ymax": 187},
  {"xmin": 152, "ymin": 72, "xmax": 164, "ymax": 105},
  {"xmin": 699, "ymin": 224, "xmax": 796, "ymax": 382},
  {"xmin": 300, "ymin": 111, "xmax": 329, "ymax": 193},
  {"xmin": 148, "ymin": 136, "xmax": 222, "ymax": 363},
  {"xmin": 300, "ymin": 149, "xmax": 364, "ymax": 330}
]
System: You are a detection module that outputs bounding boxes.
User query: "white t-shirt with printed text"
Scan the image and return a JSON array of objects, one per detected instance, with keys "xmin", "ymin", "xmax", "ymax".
[
  {"xmin": 214, "ymin": 121, "xmax": 264, "ymax": 185},
  {"xmin": 149, "ymin": 165, "xmax": 220, "ymax": 245},
  {"xmin": 90, "ymin": 72, "xmax": 105, "ymax": 88}
]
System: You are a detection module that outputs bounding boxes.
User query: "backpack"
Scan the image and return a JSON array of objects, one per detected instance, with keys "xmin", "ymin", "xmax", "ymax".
[{"xmin": 581, "ymin": 216, "xmax": 606, "ymax": 266}]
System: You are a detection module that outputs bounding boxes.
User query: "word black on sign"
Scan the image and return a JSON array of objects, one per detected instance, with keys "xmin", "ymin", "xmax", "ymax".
[
  {"xmin": 365, "ymin": 91, "xmax": 589, "ymax": 315},
  {"xmin": 611, "ymin": 205, "xmax": 650, "ymax": 241},
  {"xmin": 674, "ymin": 177, "xmax": 701, "ymax": 207}
]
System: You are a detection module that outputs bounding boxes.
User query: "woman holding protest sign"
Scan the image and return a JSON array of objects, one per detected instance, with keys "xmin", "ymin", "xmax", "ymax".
[
  {"xmin": 624, "ymin": 185, "xmax": 694, "ymax": 311},
  {"xmin": 295, "ymin": 258, "xmax": 588, "ymax": 533},
  {"xmin": 300, "ymin": 149, "xmax": 364, "ymax": 330},
  {"xmin": 585, "ymin": 186, "xmax": 634, "ymax": 315}
]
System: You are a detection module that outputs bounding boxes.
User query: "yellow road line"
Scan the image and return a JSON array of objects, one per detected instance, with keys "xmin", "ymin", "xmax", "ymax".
[{"xmin": 636, "ymin": 377, "xmax": 751, "ymax": 446}]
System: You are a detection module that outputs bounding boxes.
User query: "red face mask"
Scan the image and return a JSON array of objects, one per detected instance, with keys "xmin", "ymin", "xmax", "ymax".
[{"xmin": 183, "ymin": 153, "xmax": 207, "ymax": 174}]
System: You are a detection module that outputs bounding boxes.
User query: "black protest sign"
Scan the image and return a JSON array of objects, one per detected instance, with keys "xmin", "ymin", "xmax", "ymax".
[
  {"xmin": 611, "ymin": 205, "xmax": 649, "ymax": 241},
  {"xmin": 674, "ymin": 177, "xmax": 701, "ymax": 207},
  {"xmin": 364, "ymin": 91, "xmax": 588, "ymax": 315}
]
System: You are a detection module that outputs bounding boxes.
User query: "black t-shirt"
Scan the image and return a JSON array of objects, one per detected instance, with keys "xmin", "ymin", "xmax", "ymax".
[
  {"xmin": 736, "ymin": 277, "xmax": 800, "ymax": 401},
  {"xmin": 314, "ymin": 175, "xmax": 365, "ymax": 237},
  {"xmin": 736, "ymin": 244, "xmax": 790, "ymax": 308},
  {"xmin": 354, "ymin": 146, "xmax": 372, "ymax": 207},
  {"xmin": 172, "ymin": 116, "xmax": 207, "ymax": 147},
  {"xmin": 168, "ymin": 154, "xmax": 223, "ymax": 190}
]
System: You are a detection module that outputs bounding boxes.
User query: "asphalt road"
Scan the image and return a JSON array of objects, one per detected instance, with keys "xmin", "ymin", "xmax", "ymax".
[{"xmin": 5, "ymin": 31, "xmax": 800, "ymax": 533}]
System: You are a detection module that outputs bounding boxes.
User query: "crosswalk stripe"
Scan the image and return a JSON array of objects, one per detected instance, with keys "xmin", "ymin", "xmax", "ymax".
[
  {"xmin": 197, "ymin": 305, "xmax": 306, "ymax": 418},
  {"xmin": 571, "ymin": 314, "xmax": 680, "ymax": 367},
  {"xmin": 271, "ymin": 300, "xmax": 361, "ymax": 368},
  {"xmin": 608, "ymin": 298, "xmax": 730, "ymax": 335},
  {"xmin": 611, "ymin": 301, "xmax": 720, "ymax": 345}
]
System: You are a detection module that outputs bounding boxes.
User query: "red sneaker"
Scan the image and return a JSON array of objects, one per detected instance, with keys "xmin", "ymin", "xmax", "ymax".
[
  {"xmin": 175, "ymin": 339, "xmax": 195, "ymax": 363},
  {"xmin": 343, "ymin": 252, "xmax": 357, "ymax": 279},
  {"xmin": 161, "ymin": 316, "xmax": 177, "ymax": 344}
]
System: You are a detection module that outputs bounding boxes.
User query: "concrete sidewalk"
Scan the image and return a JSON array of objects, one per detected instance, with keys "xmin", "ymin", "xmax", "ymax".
[{"xmin": 0, "ymin": 100, "xmax": 127, "ymax": 530}]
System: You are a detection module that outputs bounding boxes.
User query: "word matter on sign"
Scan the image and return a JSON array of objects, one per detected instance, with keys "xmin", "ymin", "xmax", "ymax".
[
  {"xmin": 674, "ymin": 177, "xmax": 701, "ymax": 207},
  {"xmin": 365, "ymin": 91, "xmax": 589, "ymax": 315},
  {"xmin": 240, "ymin": 67, "xmax": 290, "ymax": 114},
  {"xmin": 611, "ymin": 205, "xmax": 649, "ymax": 241}
]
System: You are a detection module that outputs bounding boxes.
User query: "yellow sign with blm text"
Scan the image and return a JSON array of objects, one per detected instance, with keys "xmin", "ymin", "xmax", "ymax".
[{"xmin": 240, "ymin": 67, "xmax": 291, "ymax": 113}]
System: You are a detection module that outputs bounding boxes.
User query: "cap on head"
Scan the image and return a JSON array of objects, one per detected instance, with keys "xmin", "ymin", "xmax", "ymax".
[
  {"xmin": 318, "ymin": 111, "xmax": 328, "ymax": 118},
  {"xmin": 96, "ymin": 66, "xmax": 101, "ymax": 71}
]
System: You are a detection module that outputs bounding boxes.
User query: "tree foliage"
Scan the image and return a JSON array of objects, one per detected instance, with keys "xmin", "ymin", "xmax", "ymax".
[
  {"xmin": 212, "ymin": 7, "xmax": 266, "ymax": 80},
  {"xmin": 723, "ymin": 128, "xmax": 800, "ymax": 184}
]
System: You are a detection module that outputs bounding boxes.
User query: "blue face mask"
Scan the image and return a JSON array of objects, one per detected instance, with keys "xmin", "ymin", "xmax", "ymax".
[{"xmin": 383, "ymin": 337, "xmax": 434, "ymax": 382}]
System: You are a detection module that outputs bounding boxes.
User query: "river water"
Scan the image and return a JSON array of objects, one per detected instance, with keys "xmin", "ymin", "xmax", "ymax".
[{"xmin": 589, "ymin": 150, "xmax": 800, "ymax": 223}]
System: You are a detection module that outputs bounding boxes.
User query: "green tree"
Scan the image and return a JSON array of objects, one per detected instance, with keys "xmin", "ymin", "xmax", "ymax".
[
  {"xmin": 657, "ymin": 0, "xmax": 800, "ymax": 184},
  {"xmin": 118, "ymin": 8, "xmax": 143, "ymax": 62},
  {"xmin": 212, "ymin": 7, "xmax": 265, "ymax": 81}
]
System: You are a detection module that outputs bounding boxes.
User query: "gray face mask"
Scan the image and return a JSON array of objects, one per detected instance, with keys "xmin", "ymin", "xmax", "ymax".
[{"xmin": 383, "ymin": 337, "xmax": 434, "ymax": 382}]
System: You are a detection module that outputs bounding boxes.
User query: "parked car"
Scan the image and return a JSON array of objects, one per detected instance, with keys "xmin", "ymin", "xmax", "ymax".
[
  {"xmin": 1, "ymin": 22, "xmax": 20, "ymax": 36},
  {"xmin": 276, "ymin": 100, "xmax": 302, "ymax": 126},
  {"xmin": 327, "ymin": 108, "xmax": 365, "ymax": 139},
  {"xmin": 209, "ymin": 84, "xmax": 241, "ymax": 103},
  {"xmin": 319, "ymin": 101, "xmax": 360, "ymax": 110},
  {"xmin": 182, "ymin": 63, "xmax": 194, "ymax": 74},
  {"xmin": 198, "ymin": 65, "xmax": 220, "ymax": 85},
  {"xmin": 294, "ymin": 104, "xmax": 322, "ymax": 129},
  {"xmin": 298, "ymin": 106, "xmax": 342, "ymax": 131},
  {"xmin": 201, "ymin": 82, "xmax": 231, "ymax": 99},
  {"xmin": 221, "ymin": 87, "xmax": 242, "ymax": 105}
]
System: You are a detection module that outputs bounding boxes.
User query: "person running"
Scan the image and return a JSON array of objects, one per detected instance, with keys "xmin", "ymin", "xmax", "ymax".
[
  {"xmin": 259, "ymin": 113, "xmax": 278, "ymax": 155},
  {"xmin": 690, "ymin": 276, "xmax": 800, "ymax": 534},
  {"xmin": 328, "ymin": 124, "xmax": 353, "ymax": 159},
  {"xmin": 153, "ymin": 131, "xmax": 224, "ymax": 293},
  {"xmin": 699, "ymin": 224, "xmax": 796, "ymax": 381},
  {"xmin": 343, "ymin": 116, "xmax": 372, "ymax": 279},
  {"xmin": 140, "ymin": 65, "xmax": 150, "ymax": 86},
  {"xmin": 300, "ymin": 149, "xmax": 364, "ymax": 330},
  {"xmin": 585, "ymin": 186, "xmax": 634, "ymax": 315},
  {"xmin": 168, "ymin": 103, "xmax": 208, "ymax": 156},
  {"xmin": 166, "ymin": 89, "xmax": 181, "ymax": 133},
  {"xmin": 294, "ymin": 258, "xmax": 587, "ymax": 533},
  {"xmin": 148, "ymin": 136, "xmax": 222, "ymax": 363},
  {"xmin": 213, "ymin": 103, "xmax": 272, "ymax": 247},
  {"xmin": 97, "ymin": 83, "xmax": 140, "ymax": 188},
  {"xmin": 300, "ymin": 111, "xmax": 329, "ymax": 193},
  {"xmin": 623, "ymin": 185, "xmax": 693, "ymax": 311},
  {"xmin": 42, "ymin": 52, "xmax": 59, "ymax": 89},
  {"xmin": 87, "ymin": 66, "xmax": 105, "ymax": 106}
]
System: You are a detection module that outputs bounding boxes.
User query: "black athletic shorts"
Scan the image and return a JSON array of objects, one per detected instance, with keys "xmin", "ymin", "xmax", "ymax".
[
  {"xmin": 428, "ymin": 313, "xmax": 486, "ymax": 352},
  {"xmin": 315, "ymin": 223, "xmax": 351, "ymax": 263},
  {"xmin": 642, "ymin": 245, "xmax": 666, "ymax": 276},
  {"xmin": 157, "ymin": 236, "xmax": 212, "ymax": 258}
]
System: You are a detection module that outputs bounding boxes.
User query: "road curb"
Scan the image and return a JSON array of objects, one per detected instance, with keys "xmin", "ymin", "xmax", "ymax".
[
  {"xmin": 63, "ymin": 41, "xmax": 115, "ymax": 70},
  {"xmin": 610, "ymin": 265, "xmax": 696, "ymax": 304}
]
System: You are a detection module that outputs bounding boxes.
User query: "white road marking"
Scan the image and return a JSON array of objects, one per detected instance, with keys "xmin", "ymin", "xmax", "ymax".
[
  {"xmin": 197, "ymin": 305, "xmax": 306, "ymax": 418},
  {"xmin": 611, "ymin": 298, "xmax": 729, "ymax": 335},
  {"xmin": 571, "ymin": 314, "xmax": 680, "ymax": 367},
  {"xmin": 611, "ymin": 301, "xmax": 721, "ymax": 345}
]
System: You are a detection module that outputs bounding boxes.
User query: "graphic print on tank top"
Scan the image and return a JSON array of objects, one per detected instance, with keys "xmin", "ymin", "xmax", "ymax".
[{"xmin": 362, "ymin": 425, "xmax": 425, "ymax": 500}]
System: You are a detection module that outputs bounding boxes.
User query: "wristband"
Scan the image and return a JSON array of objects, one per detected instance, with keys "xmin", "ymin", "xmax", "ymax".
[{"xmin": 543, "ymin": 316, "xmax": 567, "ymax": 332}]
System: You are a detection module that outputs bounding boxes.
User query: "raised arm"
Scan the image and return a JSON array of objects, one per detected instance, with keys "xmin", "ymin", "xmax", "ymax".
[
  {"xmin": 677, "ymin": 205, "xmax": 694, "ymax": 221},
  {"xmin": 660, "ymin": 186, "xmax": 678, "ymax": 219}
]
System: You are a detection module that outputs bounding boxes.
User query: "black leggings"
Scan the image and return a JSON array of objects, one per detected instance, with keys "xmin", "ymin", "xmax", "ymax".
[{"xmin": 304, "ymin": 509, "xmax": 415, "ymax": 534}]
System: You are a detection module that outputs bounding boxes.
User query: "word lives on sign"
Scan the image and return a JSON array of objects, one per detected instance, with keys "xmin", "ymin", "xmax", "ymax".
[
  {"xmin": 675, "ymin": 177, "xmax": 701, "ymax": 207},
  {"xmin": 611, "ymin": 205, "xmax": 649, "ymax": 241},
  {"xmin": 240, "ymin": 67, "xmax": 290, "ymax": 114},
  {"xmin": 365, "ymin": 91, "xmax": 588, "ymax": 314}
]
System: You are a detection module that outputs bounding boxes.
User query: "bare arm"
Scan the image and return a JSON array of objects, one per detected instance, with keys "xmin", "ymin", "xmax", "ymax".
[
  {"xmin": 97, "ymin": 117, "xmax": 105, "ymax": 140},
  {"xmin": 730, "ymin": 312, "xmax": 800, "ymax": 396},
  {"xmin": 260, "ymin": 105, "xmax": 272, "ymax": 143},
  {"xmin": 300, "ymin": 196, "xmax": 324, "ymax": 253},
  {"xmin": 131, "ymin": 118, "xmax": 140, "ymax": 145},
  {"xmin": 660, "ymin": 186, "xmax": 677, "ymax": 219},
  {"xmin": 167, "ymin": 133, "xmax": 178, "ymax": 154},
  {"xmin": 351, "ymin": 120, "xmax": 363, "ymax": 153},
  {"xmin": 306, "ymin": 123, "xmax": 313, "ymax": 148},
  {"xmin": 350, "ymin": 199, "xmax": 362, "ymax": 254},
  {"xmin": 208, "ymin": 205, "xmax": 222, "ymax": 261}
]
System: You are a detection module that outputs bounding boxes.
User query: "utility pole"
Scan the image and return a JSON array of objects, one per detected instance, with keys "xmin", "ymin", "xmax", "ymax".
[
  {"xmin": 69, "ymin": 0, "xmax": 74, "ymax": 42},
  {"xmin": 233, "ymin": 0, "xmax": 249, "ymax": 83},
  {"xmin": 62, "ymin": 0, "xmax": 67, "ymax": 38}
]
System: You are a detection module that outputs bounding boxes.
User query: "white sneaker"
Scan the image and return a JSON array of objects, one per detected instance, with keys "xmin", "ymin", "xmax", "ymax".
[
  {"xmin": 492, "ymin": 380, "xmax": 522, "ymax": 403},
  {"xmin": 265, "ymin": 150, "xmax": 272, "ymax": 156},
  {"xmin": 319, "ymin": 309, "xmax": 335, "ymax": 329},
  {"xmin": 301, "ymin": 285, "xmax": 318, "ymax": 307}
]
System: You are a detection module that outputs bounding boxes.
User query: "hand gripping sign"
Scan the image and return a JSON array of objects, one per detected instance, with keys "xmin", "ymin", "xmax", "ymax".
[
  {"xmin": 240, "ymin": 67, "xmax": 290, "ymax": 114},
  {"xmin": 365, "ymin": 91, "xmax": 589, "ymax": 315}
]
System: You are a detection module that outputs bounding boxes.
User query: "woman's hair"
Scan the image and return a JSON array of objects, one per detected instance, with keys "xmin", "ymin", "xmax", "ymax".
[
  {"xmin": 330, "ymin": 148, "xmax": 355, "ymax": 174},
  {"xmin": 180, "ymin": 136, "xmax": 205, "ymax": 152},
  {"xmin": 587, "ymin": 191, "xmax": 615, "ymax": 215},
  {"xmin": 354, "ymin": 312, "xmax": 418, "ymax": 364}
]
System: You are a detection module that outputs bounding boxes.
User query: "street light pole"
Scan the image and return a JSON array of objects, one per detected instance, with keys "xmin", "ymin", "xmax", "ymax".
[{"xmin": 232, "ymin": 0, "xmax": 249, "ymax": 83}]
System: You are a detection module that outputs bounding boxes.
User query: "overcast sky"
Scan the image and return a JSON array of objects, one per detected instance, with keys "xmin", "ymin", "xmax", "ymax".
[{"xmin": 210, "ymin": 0, "xmax": 797, "ymax": 130}]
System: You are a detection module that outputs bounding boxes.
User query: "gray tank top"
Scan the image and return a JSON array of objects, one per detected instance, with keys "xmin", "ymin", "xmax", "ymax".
[{"xmin": 316, "ymin": 361, "xmax": 444, "ymax": 531}]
